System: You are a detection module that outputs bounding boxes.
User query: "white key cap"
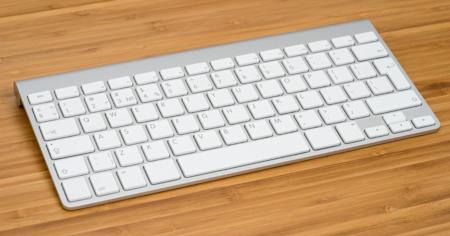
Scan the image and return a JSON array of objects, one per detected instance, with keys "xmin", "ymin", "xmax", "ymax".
[
  {"xmin": 106, "ymin": 109, "xmax": 133, "ymax": 128},
  {"xmin": 236, "ymin": 53, "xmax": 259, "ymax": 66},
  {"xmin": 28, "ymin": 91, "xmax": 52, "ymax": 104},
  {"xmin": 235, "ymin": 65, "xmax": 262, "ymax": 83},
  {"xmin": 284, "ymin": 44, "xmax": 308, "ymax": 57},
  {"xmin": 272, "ymin": 95, "xmax": 300, "ymax": 114},
  {"xmin": 355, "ymin": 31, "xmax": 378, "ymax": 44},
  {"xmin": 327, "ymin": 66, "xmax": 354, "ymax": 84},
  {"xmin": 232, "ymin": 85, "xmax": 260, "ymax": 103},
  {"xmin": 157, "ymin": 98, "xmax": 185, "ymax": 118},
  {"xmin": 304, "ymin": 70, "xmax": 331, "ymax": 89},
  {"xmin": 88, "ymin": 152, "xmax": 116, "ymax": 172},
  {"xmin": 350, "ymin": 62, "xmax": 376, "ymax": 80},
  {"xmin": 336, "ymin": 121, "xmax": 365, "ymax": 143},
  {"xmin": 383, "ymin": 111, "xmax": 406, "ymax": 125},
  {"xmin": 389, "ymin": 121, "xmax": 413, "ymax": 133},
  {"xmin": 186, "ymin": 62, "xmax": 210, "ymax": 75},
  {"xmin": 82, "ymin": 81, "xmax": 106, "ymax": 95},
  {"xmin": 367, "ymin": 76, "xmax": 394, "ymax": 95},
  {"xmin": 220, "ymin": 126, "xmax": 248, "ymax": 145},
  {"xmin": 120, "ymin": 125, "xmax": 148, "ymax": 145},
  {"xmin": 259, "ymin": 61, "xmax": 285, "ymax": 79},
  {"xmin": 173, "ymin": 115, "xmax": 200, "ymax": 134},
  {"xmin": 306, "ymin": 52, "xmax": 332, "ymax": 70},
  {"xmin": 208, "ymin": 89, "xmax": 235, "ymax": 108},
  {"xmin": 211, "ymin": 70, "xmax": 238, "ymax": 88},
  {"xmin": 178, "ymin": 132, "xmax": 309, "ymax": 177},
  {"xmin": 366, "ymin": 90, "xmax": 422, "ymax": 114},
  {"xmin": 329, "ymin": 48, "xmax": 355, "ymax": 66},
  {"xmin": 270, "ymin": 115, "xmax": 298, "ymax": 134},
  {"xmin": 59, "ymin": 98, "xmax": 86, "ymax": 117},
  {"xmin": 160, "ymin": 67, "xmax": 184, "ymax": 80},
  {"xmin": 47, "ymin": 135, "xmax": 94, "ymax": 159},
  {"xmin": 168, "ymin": 136, "xmax": 196, "ymax": 156},
  {"xmin": 117, "ymin": 166, "xmax": 147, "ymax": 190},
  {"xmin": 136, "ymin": 84, "xmax": 163, "ymax": 102},
  {"xmin": 79, "ymin": 113, "xmax": 107, "ymax": 133},
  {"xmin": 343, "ymin": 81, "xmax": 371, "ymax": 100},
  {"xmin": 295, "ymin": 110, "xmax": 322, "ymax": 129},
  {"xmin": 94, "ymin": 130, "xmax": 121, "ymax": 150},
  {"xmin": 305, "ymin": 126, "xmax": 341, "ymax": 150},
  {"xmin": 297, "ymin": 90, "xmax": 324, "ymax": 109},
  {"xmin": 142, "ymin": 141, "xmax": 170, "ymax": 161},
  {"xmin": 412, "ymin": 115, "xmax": 436, "ymax": 128},
  {"xmin": 108, "ymin": 76, "xmax": 132, "ymax": 90},
  {"xmin": 331, "ymin": 35, "xmax": 355, "ymax": 48},
  {"xmin": 320, "ymin": 86, "xmax": 347, "ymax": 105},
  {"xmin": 198, "ymin": 110, "xmax": 225, "ymax": 129},
  {"xmin": 90, "ymin": 172, "xmax": 119, "ymax": 196},
  {"xmin": 343, "ymin": 101, "xmax": 370, "ymax": 119},
  {"xmin": 194, "ymin": 131, "xmax": 223, "ymax": 150},
  {"xmin": 131, "ymin": 103, "xmax": 159, "ymax": 123},
  {"xmin": 223, "ymin": 105, "xmax": 251, "ymax": 124},
  {"xmin": 54, "ymin": 156, "xmax": 89, "ymax": 179},
  {"xmin": 256, "ymin": 80, "xmax": 284, "ymax": 98},
  {"xmin": 282, "ymin": 57, "xmax": 309, "ymax": 74},
  {"xmin": 260, "ymin": 48, "xmax": 284, "ymax": 61},
  {"xmin": 280, "ymin": 75, "xmax": 308, "ymax": 93},
  {"xmin": 186, "ymin": 74, "xmax": 213, "ymax": 93},
  {"xmin": 55, "ymin": 86, "xmax": 79, "ymax": 100},
  {"xmin": 111, "ymin": 88, "xmax": 137, "ymax": 107},
  {"xmin": 62, "ymin": 177, "xmax": 92, "ymax": 201},
  {"xmin": 245, "ymin": 120, "xmax": 273, "ymax": 140},
  {"xmin": 146, "ymin": 120, "xmax": 174, "ymax": 139},
  {"xmin": 40, "ymin": 118, "xmax": 80, "ymax": 140},
  {"xmin": 365, "ymin": 125, "xmax": 389, "ymax": 138},
  {"xmin": 85, "ymin": 93, "xmax": 111, "ymax": 112},
  {"xmin": 161, "ymin": 79, "xmax": 188, "ymax": 98},
  {"xmin": 144, "ymin": 159, "xmax": 181, "ymax": 184},
  {"xmin": 182, "ymin": 94, "xmax": 210, "ymax": 113},
  {"xmin": 374, "ymin": 57, "xmax": 410, "ymax": 90},
  {"xmin": 319, "ymin": 105, "xmax": 347, "ymax": 124},
  {"xmin": 308, "ymin": 40, "xmax": 332, "ymax": 52},
  {"xmin": 351, "ymin": 42, "xmax": 388, "ymax": 61},
  {"xmin": 115, "ymin": 146, "xmax": 144, "ymax": 166},
  {"xmin": 248, "ymin": 100, "xmax": 275, "ymax": 119},
  {"xmin": 211, "ymin": 58, "xmax": 235, "ymax": 70},
  {"xmin": 134, "ymin": 71, "xmax": 159, "ymax": 85}
]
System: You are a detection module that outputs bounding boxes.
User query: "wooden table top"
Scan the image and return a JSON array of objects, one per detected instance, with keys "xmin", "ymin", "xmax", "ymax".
[{"xmin": 1, "ymin": 0, "xmax": 449, "ymax": 235}]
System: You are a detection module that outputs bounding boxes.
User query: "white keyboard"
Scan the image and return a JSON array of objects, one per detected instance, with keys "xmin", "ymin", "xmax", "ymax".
[{"xmin": 15, "ymin": 20, "xmax": 439, "ymax": 209}]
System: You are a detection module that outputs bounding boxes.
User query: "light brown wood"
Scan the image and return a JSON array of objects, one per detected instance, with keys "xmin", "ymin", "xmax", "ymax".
[{"xmin": 0, "ymin": 0, "xmax": 449, "ymax": 235}]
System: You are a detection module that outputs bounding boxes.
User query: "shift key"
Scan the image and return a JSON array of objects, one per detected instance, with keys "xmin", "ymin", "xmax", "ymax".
[
  {"xmin": 366, "ymin": 90, "xmax": 422, "ymax": 115},
  {"xmin": 47, "ymin": 135, "xmax": 95, "ymax": 159}
]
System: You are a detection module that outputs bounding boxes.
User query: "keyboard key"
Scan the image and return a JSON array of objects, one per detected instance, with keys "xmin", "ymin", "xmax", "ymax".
[
  {"xmin": 320, "ymin": 86, "xmax": 347, "ymax": 105},
  {"xmin": 284, "ymin": 44, "xmax": 308, "ymax": 57},
  {"xmin": 331, "ymin": 35, "xmax": 355, "ymax": 48},
  {"xmin": 329, "ymin": 48, "xmax": 355, "ymax": 66},
  {"xmin": 232, "ymin": 84, "xmax": 260, "ymax": 103},
  {"xmin": 54, "ymin": 156, "xmax": 89, "ymax": 179},
  {"xmin": 88, "ymin": 152, "xmax": 116, "ymax": 172},
  {"xmin": 235, "ymin": 65, "xmax": 262, "ymax": 83},
  {"xmin": 59, "ymin": 97, "xmax": 86, "ymax": 117},
  {"xmin": 194, "ymin": 131, "xmax": 223, "ymax": 150},
  {"xmin": 355, "ymin": 31, "xmax": 378, "ymax": 44},
  {"xmin": 115, "ymin": 146, "xmax": 144, "ymax": 166},
  {"xmin": 168, "ymin": 136, "xmax": 197, "ymax": 156},
  {"xmin": 94, "ymin": 130, "xmax": 121, "ymax": 150},
  {"xmin": 142, "ymin": 141, "xmax": 170, "ymax": 161},
  {"xmin": 366, "ymin": 90, "xmax": 422, "ymax": 114},
  {"xmin": 412, "ymin": 115, "xmax": 436, "ymax": 128},
  {"xmin": 90, "ymin": 172, "xmax": 120, "ymax": 196},
  {"xmin": 282, "ymin": 57, "xmax": 309, "ymax": 74},
  {"xmin": 120, "ymin": 125, "xmax": 148, "ymax": 145},
  {"xmin": 186, "ymin": 74, "xmax": 213, "ymax": 93},
  {"xmin": 144, "ymin": 159, "xmax": 181, "ymax": 184},
  {"xmin": 160, "ymin": 67, "xmax": 185, "ymax": 80},
  {"xmin": 295, "ymin": 110, "xmax": 322, "ymax": 130},
  {"xmin": 319, "ymin": 105, "xmax": 347, "ymax": 125},
  {"xmin": 157, "ymin": 99, "xmax": 184, "ymax": 118},
  {"xmin": 117, "ymin": 166, "xmax": 147, "ymax": 190},
  {"xmin": 40, "ymin": 118, "xmax": 80, "ymax": 141},
  {"xmin": 79, "ymin": 113, "xmax": 107, "ymax": 133},
  {"xmin": 236, "ymin": 53, "xmax": 259, "ymax": 66},
  {"xmin": 220, "ymin": 126, "xmax": 248, "ymax": 145},
  {"xmin": 82, "ymin": 81, "xmax": 106, "ymax": 95},
  {"xmin": 131, "ymin": 103, "xmax": 159, "ymax": 123},
  {"xmin": 256, "ymin": 80, "xmax": 284, "ymax": 98},
  {"xmin": 62, "ymin": 177, "xmax": 92, "ymax": 202},
  {"xmin": 365, "ymin": 125, "xmax": 389, "ymax": 138},
  {"xmin": 259, "ymin": 61, "xmax": 285, "ymax": 79},
  {"xmin": 260, "ymin": 48, "xmax": 284, "ymax": 61},
  {"xmin": 208, "ymin": 89, "xmax": 235, "ymax": 108},
  {"xmin": 248, "ymin": 100, "xmax": 275, "ymax": 119},
  {"xmin": 211, "ymin": 70, "xmax": 238, "ymax": 88},
  {"xmin": 308, "ymin": 40, "xmax": 332, "ymax": 52},
  {"xmin": 186, "ymin": 62, "xmax": 210, "ymax": 75},
  {"xmin": 351, "ymin": 42, "xmax": 388, "ymax": 61},
  {"xmin": 342, "ymin": 101, "xmax": 370, "ymax": 119},
  {"xmin": 245, "ymin": 120, "xmax": 273, "ymax": 140},
  {"xmin": 297, "ymin": 90, "xmax": 324, "ymax": 109},
  {"xmin": 223, "ymin": 105, "xmax": 251, "ymax": 124},
  {"xmin": 389, "ymin": 121, "xmax": 413, "ymax": 133},
  {"xmin": 134, "ymin": 71, "xmax": 159, "ymax": 85},
  {"xmin": 270, "ymin": 115, "xmax": 298, "ymax": 135},
  {"xmin": 182, "ymin": 94, "xmax": 210, "ymax": 113},
  {"xmin": 383, "ymin": 111, "xmax": 406, "ymax": 125},
  {"xmin": 108, "ymin": 76, "xmax": 133, "ymax": 90},
  {"xmin": 173, "ymin": 115, "xmax": 200, "ymax": 134},
  {"xmin": 55, "ymin": 86, "xmax": 79, "ymax": 100},
  {"xmin": 367, "ymin": 76, "xmax": 394, "ymax": 95},
  {"xmin": 211, "ymin": 58, "xmax": 235, "ymax": 70},
  {"xmin": 306, "ymin": 52, "xmax": 332, "ymax": 70},
  {"xmin": 106, "ymin": 109, "xmax": 133, "ymax": 128},
  {"xmin": 178, "ymin": 132, "xmax": 309, "ymax": 177},
  {"xmin": 111, "ymin": 88, "xmax": 138, "ymax": 107},
  {"xmin": 47, "ymin": 135, "xmax": 95, "ymax": 159},
  {"xmin": 136, "ymin": 84, "xmax": 163, "ymax": 102},
  {"xmin": 343, "ymin": 81, "xmax": 371, "ymax": 100},
  {"xmin": 198, "ymin": 110, "xmax": 225, "ymax": 129},
  {"xmin": 327, "ymin": 66, "xmax": 354, "ymax": 84},
  {"xmin": 304, "ymin": 70, "xmax": 331, "ymax": 89},
  {"xmin": 305, "ymin": 126, "xmax": 341, "ymax": 150},
  {"xmin": 146, "ymin": 120, "xmax": 174, "ymax": 139},
  {"xmin": 374, "ymin": 57, "xmax": 410, "ymax": 90},
  {"xmin": 85, "ymin": 93, "xmax": 111, "ymax": 112},
  {"xmin": 28, "ymin": 91, "xmax": 52, "ymax": 105},
  {"xmin": 350, "ymin": 62, "xmax": 376, "ymax": 80},
  {"xmin": 280, "ymin": 75, "xmax": 308, "ymax": 94},
  {"xmin": 161, "ymin": 79, "xmax": 188, "ymax": 98},
  {"xmin": 335, "ymin": 121, "xmax": 365, "ymax": 143},
  {"xmin": 272, "ymin": 95, "xmax": 300, "ymax": 114}
]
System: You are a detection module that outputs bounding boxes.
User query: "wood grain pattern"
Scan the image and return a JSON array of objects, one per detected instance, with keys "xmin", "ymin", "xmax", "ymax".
[{"xmin": 0, "ymin": 0, "xmax": 449, "ymax": 235}]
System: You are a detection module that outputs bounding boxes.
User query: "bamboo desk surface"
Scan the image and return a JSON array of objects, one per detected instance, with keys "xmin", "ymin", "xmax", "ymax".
[{"xmin": 0, "ymin": 0, "xmax": 449, "ymax": 235}]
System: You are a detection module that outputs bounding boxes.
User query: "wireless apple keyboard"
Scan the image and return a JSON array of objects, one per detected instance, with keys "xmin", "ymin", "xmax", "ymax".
[{"xmin": 15, "ymin": 20, "xmax": 439, "ymax": 210}]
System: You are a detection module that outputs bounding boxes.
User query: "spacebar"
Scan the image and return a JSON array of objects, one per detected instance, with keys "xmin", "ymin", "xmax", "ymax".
[{"xmin": 177, "ymin": 133, "xmax": 310, "ymax": 177}]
